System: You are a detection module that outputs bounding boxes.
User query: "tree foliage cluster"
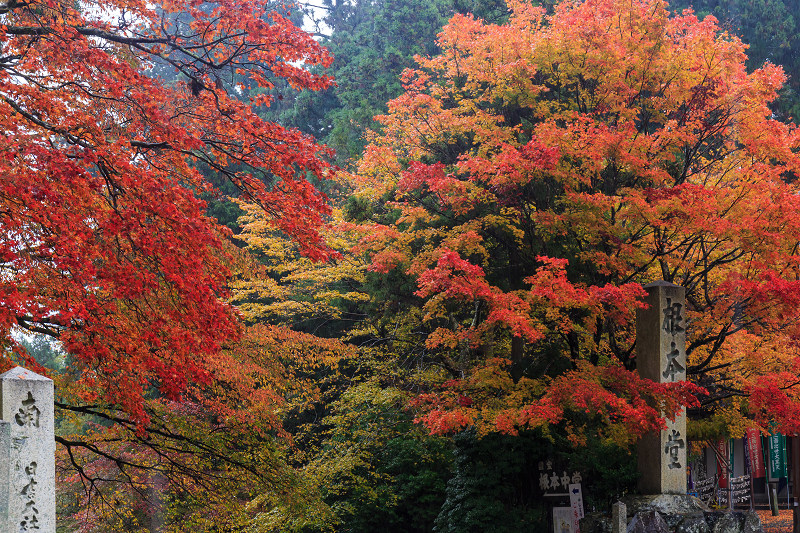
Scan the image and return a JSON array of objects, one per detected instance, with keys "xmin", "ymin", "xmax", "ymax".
[
  {"xmin": 233, "ymin": 0, "xmax": 800, "ymax": 528},
  {"xmin": 668, "ymin": 0, "xmax": 800, "ymax": 121},
  {"xmin": 3, "ymin": 0, "xmax": 800, "ymax": 530}
]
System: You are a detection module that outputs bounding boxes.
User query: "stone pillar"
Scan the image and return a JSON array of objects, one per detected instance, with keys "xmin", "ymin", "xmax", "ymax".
[
  {"xmin": 612, "ymin": 501, "xmax": 626, "ymax": 533},
  {"xmin": 636, "ymin": 281, "xmax": 687, "ymax": 495},
  {"xmin": 0, "ymin": 367, "xmax": 56, "ymax": 532},
  {"xmin": 1, "ymin": 420, "xmax": 9, "ymax": 530}
]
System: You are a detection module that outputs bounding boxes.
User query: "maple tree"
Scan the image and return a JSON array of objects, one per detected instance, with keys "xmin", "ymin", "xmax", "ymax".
[
  {"xmin": 668, "ymin": 0, "xmax": 800, "ymax": 122},
  {"xmin": 56, "ymin": 323, "xmax": 355, "ymax": 532},
  {"xmin": 0, "ymin": 0, "xmax": 334, "ymax": 421},
  {"xmin": 290, "ymin": 366, "xmax": 452, "ymax": 533},
  {"xmin": 0, "ymin": 0, "xmax": 350, "ymax": 527},
  {"xmin": 340, "ymin": 0, "xmax": 800, "ymax": 442},
  {"xmin": 232, "ymin": 210, "xmax": 460, "ymax": 532}
]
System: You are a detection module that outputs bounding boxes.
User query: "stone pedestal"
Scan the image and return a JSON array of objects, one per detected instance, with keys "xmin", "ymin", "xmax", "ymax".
[
  {"xmin": 0, "ymin": 367, "xmax": 56, "ymax": 532},
  {"xmin": 580, "ymin": 495, "xmax": 764, "ymax": 533},
  {"xmin": 636, "ymin": 281, "xmax": 687, "ymax": 495}
]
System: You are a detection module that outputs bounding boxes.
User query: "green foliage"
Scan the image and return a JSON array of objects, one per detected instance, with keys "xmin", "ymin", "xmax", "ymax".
[
  {"xmin": 559, "ymin": 437, "xmax": 639, "ymax": 511},
  {"xmin": 169, "ymin": 0, "xmax": 800, "ymax": 530},
  {"xmin": 433, "ymin": 428, "xmax": 637, "ymax": 532},
  {"xmin": 284, "ymin": 0, "xmax": 451, "ymax": 164},
  {"xmin": 288, "ymin": 371, "xmax": 452, "ymax": 533},
  {"xmin": 433, "ymin": 430, "xmax": 545, "ymax": 533},
  {"xmin": 17, "ymin": 335, "xmax": 64, "ymax": 371}
]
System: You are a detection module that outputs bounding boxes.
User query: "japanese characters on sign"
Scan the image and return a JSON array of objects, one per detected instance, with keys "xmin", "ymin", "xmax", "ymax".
[
  {"xmin": 661, "ymin": 298, "xmax": 685, "ymax": 382},
  {"xmin": 660, "ymin": 294, "xmax": 686, "ymax": 474},
  {"xmin": 20, "ymin": 461, "xmax": 40, "ymax": 531},
  {"xmin": 537, "ymin": 460, "xmax": 582, "ymax": 494},
  {"xmin": 662, "ymin": 298, "xmax": 685, "ymax": 335},
  {"xmin": 568, "ymin": 483, "xmax": 584, "ymax": 520},
  {"xmin": 664, "ymin": 430, "xmax": 685, "ymax": 470},
  {"xmin": 16, "ymin": 393, "xmax": 43, "ymax": 532},
  {"xmin": 768, "ymin": 433, "xmax": 787, "ymax": 479},
  {"xmin": 636, "ymin": 282, "xmax": 688, "ymax": 494},
  {"xmin": 713, "ymin": 440, "xmax": 731, "ymax": 490},
  {"xmin": 719, "ymin": 475, "xmax": 751, "ymax": 506},
  {"xmin": 745, "ymin": 429, "xmax": 766, "ymax": 479},
  {"xmin": 692, "ymin": 476, "xmax": 715, "ymax": 504},
  {"xmin": 1, "ymin": 366, "xmax": 56, "ymax": 533},
  {"xmin": 15, "ymin": 392, "xmax": 41, "ymax": 429}
]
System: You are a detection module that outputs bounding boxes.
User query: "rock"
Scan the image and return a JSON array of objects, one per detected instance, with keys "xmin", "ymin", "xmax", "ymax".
[
  {"xmin": 624, "ymin": 494, "xmax": 709, "ymax": 516},
  {"xmin": 627, "ymin": 510, "xmax": 670, "ymax": 533},
  {"xmin": 675, "ymin": 513, "xmax": 710, "ymax": 533},
  {"xmin": 710, "ymin": 511, "xmax": 744, "ymax": 533},
  {"xmin": 742, "ymin": 511, "xmax": 763, "ymax": 533},
  {"xmin": 582, "ymin": 496, "xmax": 760, "ymax": 533}
]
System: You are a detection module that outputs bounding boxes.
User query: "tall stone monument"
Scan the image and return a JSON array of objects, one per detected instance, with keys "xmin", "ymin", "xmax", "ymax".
[
  {"xmin": 581, "ymin": 281, "xmax": 765, "ymax": 530},
  {"xmin": 0, "ymin": 366, "xmax": 56, "ymax": 532},
  {"xmin": 636, "ymin": 281, "xmax": 687, "ymax": 495}
]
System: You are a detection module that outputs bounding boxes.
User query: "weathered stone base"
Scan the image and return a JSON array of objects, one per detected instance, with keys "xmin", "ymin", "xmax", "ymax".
[{"xmin": 580, "ymin": 495, "xmax": 763, "ymax": 533}]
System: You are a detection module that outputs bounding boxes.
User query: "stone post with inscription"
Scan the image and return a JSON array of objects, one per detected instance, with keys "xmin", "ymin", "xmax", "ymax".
[
  {"xmin": 0, "ymin": 366, "xmax": 56, "ymax": 533},
  {"xmin": 636, "ymin": 281, "xmax": 687, "ymax": 495},
  {"xmin": 583, "ymin": 282, "xmax": 765, "ymax": 530}
]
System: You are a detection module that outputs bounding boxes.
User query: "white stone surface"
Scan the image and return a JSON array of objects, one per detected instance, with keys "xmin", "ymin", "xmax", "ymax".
[
  {"xmin": 1, "ymin": 420, "xmax": 9, "ymax": 530},
  {"xmin": 0, "ymin": 366, "xmax": 56, "ymax": 532}
]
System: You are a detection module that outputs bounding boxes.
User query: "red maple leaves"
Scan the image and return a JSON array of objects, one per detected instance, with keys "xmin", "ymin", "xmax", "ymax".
[{"xmin": 0, "ymin": 0, "xmax": 334, "ymax": 423}]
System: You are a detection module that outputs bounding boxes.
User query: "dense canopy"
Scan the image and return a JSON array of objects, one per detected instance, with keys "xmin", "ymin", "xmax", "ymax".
[
  {"xmin": 5, "ymin": 0, "xmax": 800, "ymax": 529},
  {"xmin": 342, "ymin": 0, "xmax": 800, "ymax": 440},
  {"xmin": 0, "ymin": 0, "xmax": 333, "ymax": 421}
]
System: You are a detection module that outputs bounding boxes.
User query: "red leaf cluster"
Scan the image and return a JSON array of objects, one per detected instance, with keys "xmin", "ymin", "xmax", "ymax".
[{"xmin": 0, "ymin": 0, "xmax": 334, "ymax": 423}]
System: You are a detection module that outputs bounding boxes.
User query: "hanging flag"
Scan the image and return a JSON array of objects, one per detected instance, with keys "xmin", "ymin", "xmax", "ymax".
[
  {"xmin": 730, "ymin": 438, "xmax": 735, "ymax": 480},
  {"xmin": 715, "ymin": 439, "xmax": 729, "ymax": 488},
  {"xmin": 746, "ymin": 428, "xmax": 766, "ymax": 478},
  {"xmin": 768, "ymin": 433, "xmax": 787, "ymax": 478}
]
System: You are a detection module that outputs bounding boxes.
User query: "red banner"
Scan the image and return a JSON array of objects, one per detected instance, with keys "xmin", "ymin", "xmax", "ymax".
[
  {"xmin": 714, "ymin": 439, "xmax": 729, "ymax": 488},
  {"xmin": 746, "ymin": 429, "xmax": 766, "ymax": 478}
]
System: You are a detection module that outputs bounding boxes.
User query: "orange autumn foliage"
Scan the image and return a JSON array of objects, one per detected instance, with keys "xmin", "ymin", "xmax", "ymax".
[{"xmin": 345, "ymin": 0, "xmax": 800, "ymax": 441}]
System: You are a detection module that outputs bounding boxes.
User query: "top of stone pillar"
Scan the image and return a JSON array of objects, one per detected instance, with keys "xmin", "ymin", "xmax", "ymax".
[
  {"xmin": 0, "ymin": 366, "xmax": 51, "ymax": 381},
  {"xmin": 643, "ymin": 280, "xmax": 681, "ymax": 289}
]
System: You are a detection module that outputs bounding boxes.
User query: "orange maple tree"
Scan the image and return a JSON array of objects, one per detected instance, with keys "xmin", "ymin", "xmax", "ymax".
[
  {"xmin": 343, "ymin": 0, "xmax": 800, "ymax": 442},
  {"xmin": 0, "ymin": 0, "xmax": 334, "ymax": 422}
]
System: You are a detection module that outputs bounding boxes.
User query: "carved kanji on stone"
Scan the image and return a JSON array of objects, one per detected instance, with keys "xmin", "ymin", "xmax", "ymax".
[
  {"xmin": 664, "ymin": 430, "xmax": 685, "ymax": 470},
  {"xmin": 15, "ymin": 393, "xmax": 41, "ymax": 428},
  {"xmin": 662, "ymin": 298, "xmax": 685, "ymax": 335},
  {"xmin": 1, "ymin": 367, "xmax": 55, "ymax": 532},
  {"xmin": 662, "ymin": 342, "xmax": 686, "ymax": 382}
]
